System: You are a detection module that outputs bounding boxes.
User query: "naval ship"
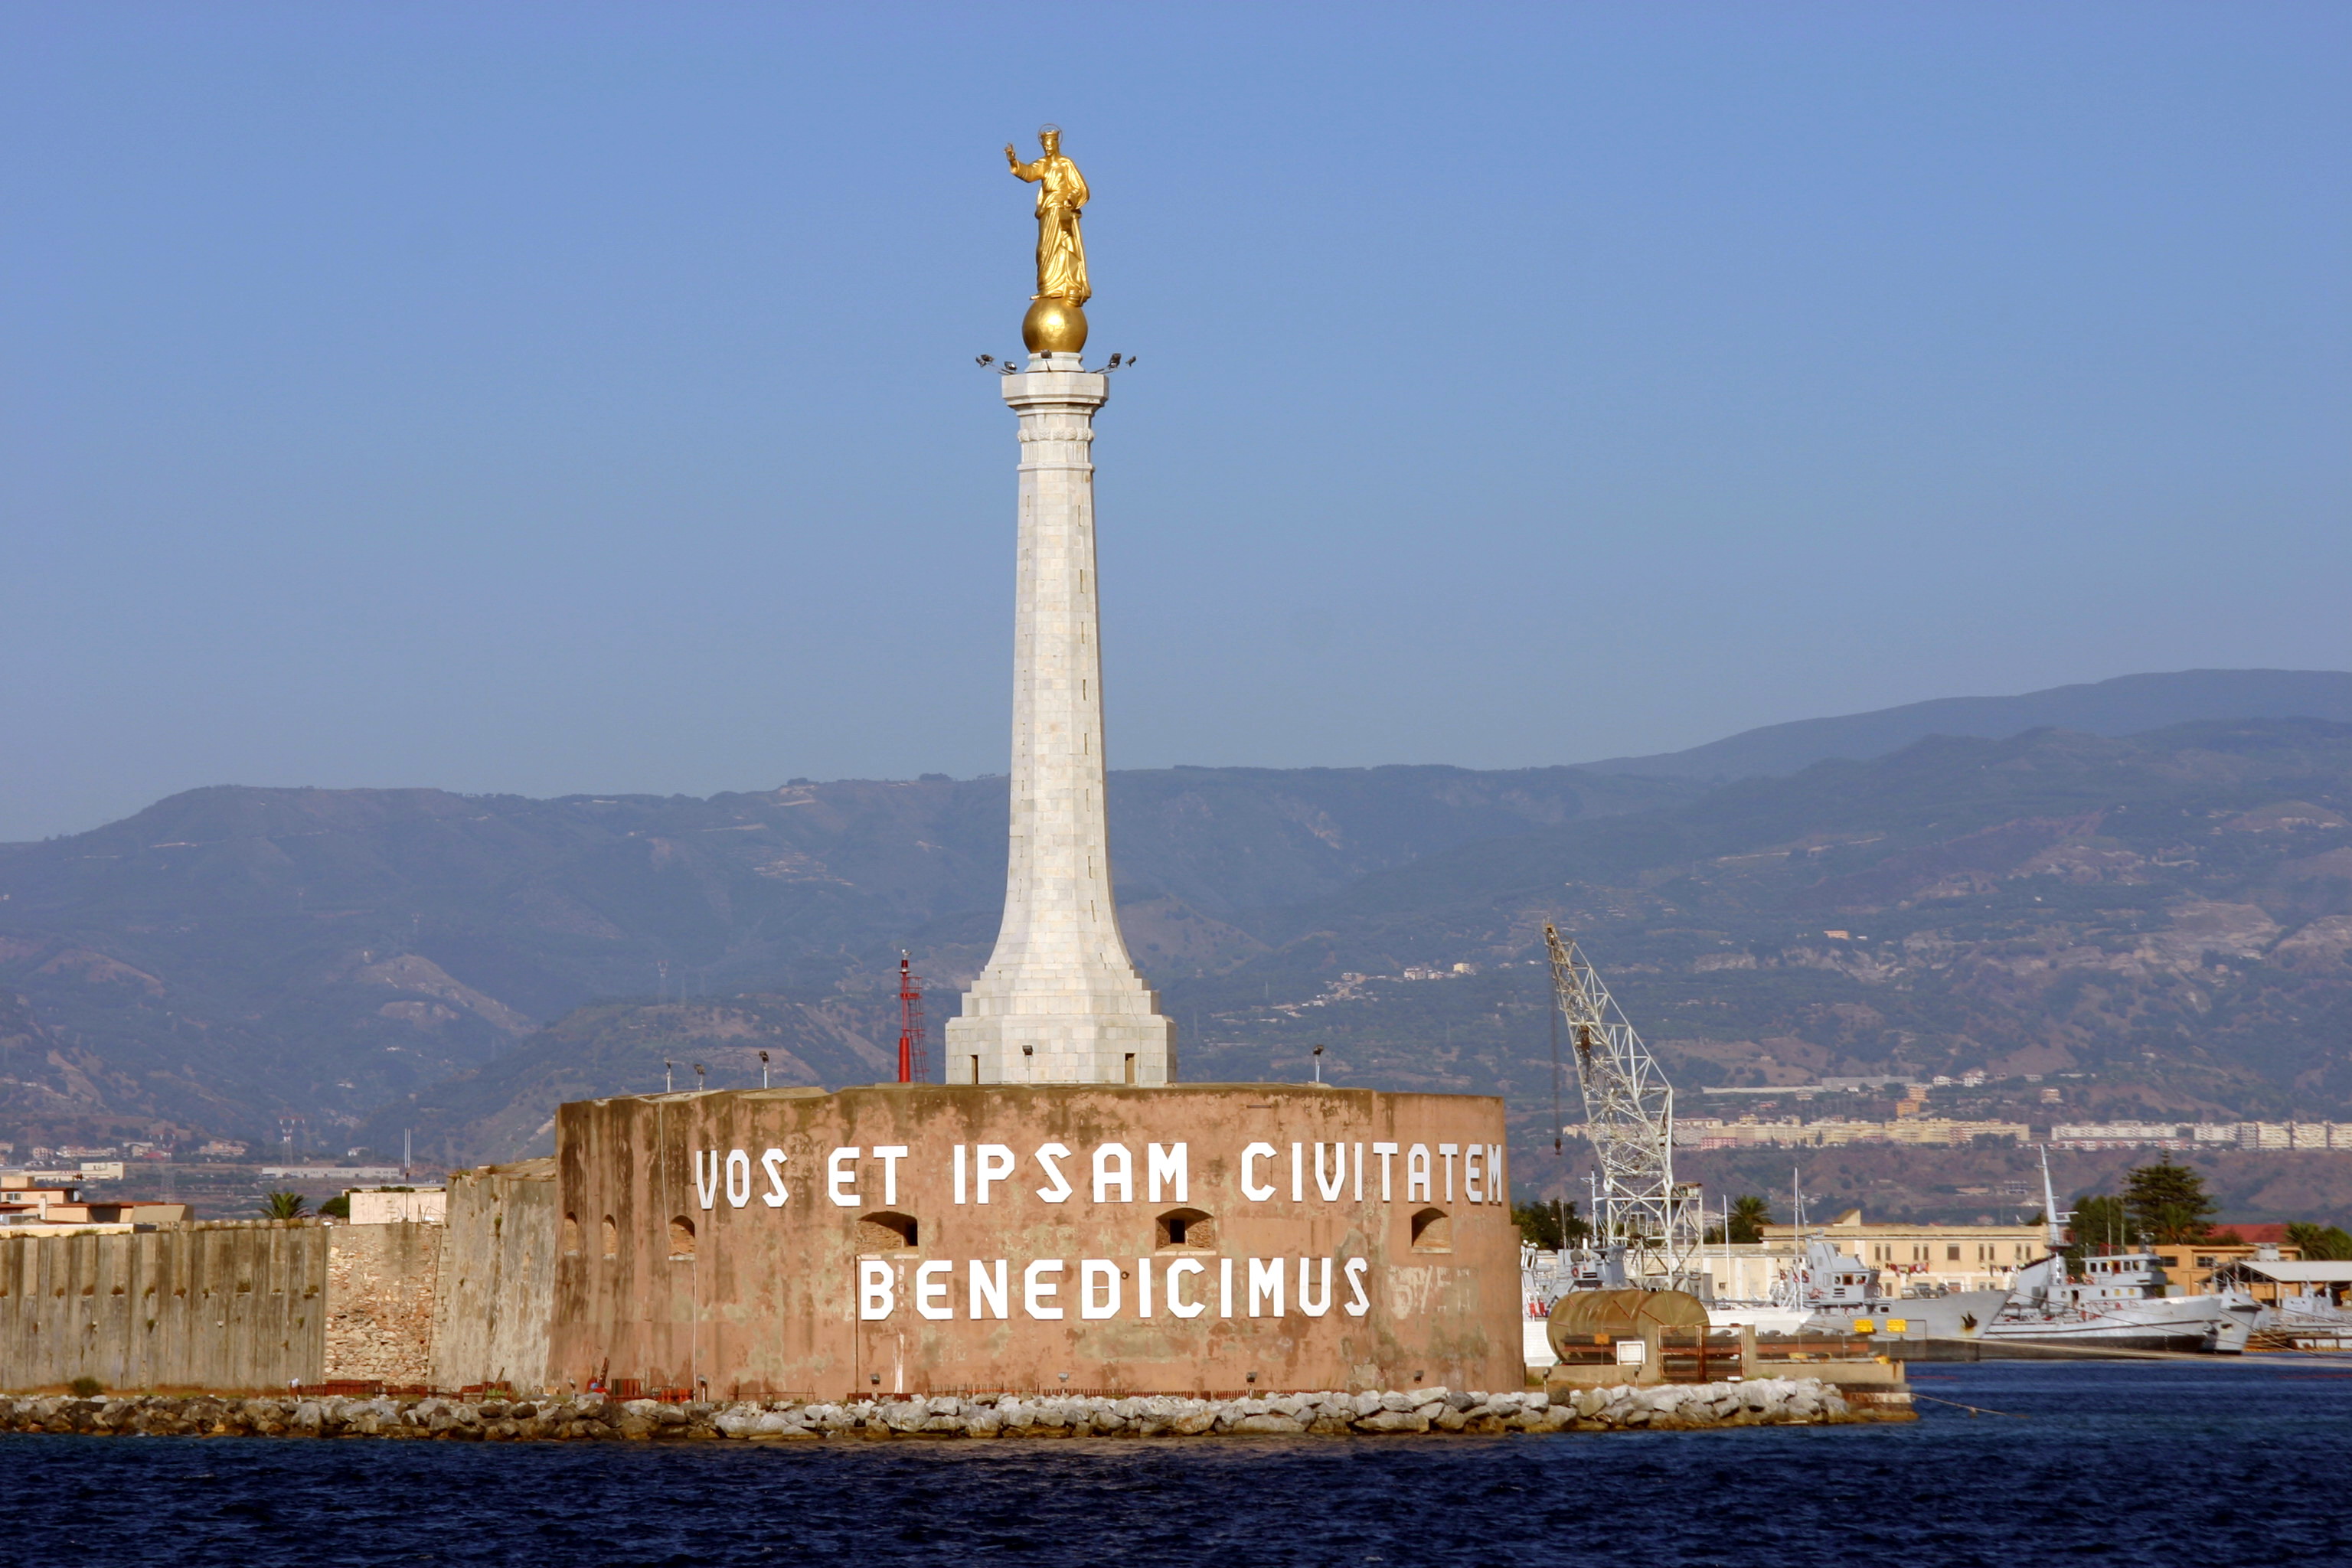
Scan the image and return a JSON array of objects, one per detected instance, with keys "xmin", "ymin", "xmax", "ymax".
[{"xmin": 1973, "ymin": 1152, "xmax": 2259, "ymax": 1354}]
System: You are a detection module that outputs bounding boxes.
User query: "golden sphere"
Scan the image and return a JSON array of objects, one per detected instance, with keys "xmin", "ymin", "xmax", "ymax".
[{"xmin": 1021, "ymin": 297, "xmax": 1089, "ymax": 354}]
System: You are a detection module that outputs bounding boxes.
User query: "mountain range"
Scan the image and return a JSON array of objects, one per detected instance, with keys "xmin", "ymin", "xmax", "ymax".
[
  {"xmin": 5, "ymin": 668, "xmax": 2350, "ymax": 1171},
  {"xmin": 1581, "ymin": 668, "xmax": 2352, "ymax": 779}
]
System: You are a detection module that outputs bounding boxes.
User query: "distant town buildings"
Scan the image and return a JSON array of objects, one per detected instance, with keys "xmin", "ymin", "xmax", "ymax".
[
  {"xmin": 1695, "ymin": 1210, "xmax": 2047, "ymax": 1298},
  {"xmin": 2050, "ymin": 1122, "xmax": 2352, "ymax": 1151},
  {"xmin": 1671, "ymin": 1117, "xmax": 2029, "ymax": 1149},
  {"xmin": 0, "ymin": 1174, "xmax": 190, "ymax": 1232},
  {"xmin": 1647, "ymin": 1116, "xmax": 2352, "ymax": 1152},
  {"xmin": 345, "ymin": 1187, "xmax": 446, "ymax": 1224},
  {"xmin": 1763, "ymin": 1210, "xmax": 2047, "ymax": 1292},
  {"xmin": 260, "ymin": 1165, "xmax": 407, "ymax": 1183}
]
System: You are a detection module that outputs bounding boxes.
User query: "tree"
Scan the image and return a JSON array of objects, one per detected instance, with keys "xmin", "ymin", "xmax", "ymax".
[
  {"xmin": 2065, "ymin": 1193, "xmax": 2139, "ymax": 1257},
  {"xmin": 2122, "ymin": 1157, "xmax": 2216, "ymax": 1245},
  {"xmin": 318, "ymin": 1193, "xmax": 351, "ymax": 1220},
  {"xmin": 1727, "ymin": 1194, "xmax": 1773, "ymax": 1246},
  {"xmin": 1513, "ymin": 1199, "xmax": 1590, "ymax": 1250},
  {"xmin": 2288, "ymin": 1222, "xmax": 2352, "ymax": 1262},
  {"xmin": 259, "ymin": 1190, "xmax": 310, "ymax": 1220}
]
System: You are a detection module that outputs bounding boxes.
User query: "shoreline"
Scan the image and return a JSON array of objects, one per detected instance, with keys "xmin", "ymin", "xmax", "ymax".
[{"xmin": 0, "ymin": 1377, "xmax": 1907, "ymax": 1440}]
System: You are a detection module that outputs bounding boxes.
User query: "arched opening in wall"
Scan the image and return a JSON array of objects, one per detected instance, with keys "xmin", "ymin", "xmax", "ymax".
[
  {"xmin": 1155, "ymin": 1208, "xmax": 1214, "ymax": 1251},
  {"xmin": 857, "ymin": 1211, "xmax": 919, "ymax": 1252},
  {"xmin": 561, "ymin": 1213, "xmax": 582, "ymax": 1256},
  {"xmin": 668, "ymin": 1216, "xmax": 697, "ymax": 1259},
  {"xmin": 1410, "ymin": 1207, "xmax": 1452, "ymax": 1253},
  {"xmin": 601, "ymin": 1216, "xmax": 619, "ymax": 1259}
]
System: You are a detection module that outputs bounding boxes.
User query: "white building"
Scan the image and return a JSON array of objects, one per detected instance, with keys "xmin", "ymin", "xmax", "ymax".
[{"xmin": 345, "ymin": 1187, "xmax": 446, "ymax": 1224}]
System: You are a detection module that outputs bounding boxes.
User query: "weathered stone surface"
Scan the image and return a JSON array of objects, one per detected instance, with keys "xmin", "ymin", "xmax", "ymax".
[
  {"xmin": 1356, "ymin": 1408, "xmax": 1431, "ymax": 1433},
  {"xmin": 1230, "ymin": 1413, "xmax": 1305, "ymax": 1435},
  {"xmin": 0, "ymin": 1223, "xmax": 328, "ymax": 1393}
]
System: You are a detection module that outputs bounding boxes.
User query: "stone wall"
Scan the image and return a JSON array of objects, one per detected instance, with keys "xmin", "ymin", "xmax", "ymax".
[
  {"xmin": 2, "ymin": 1195, "xmax": 553, "ymax": 1396},
  {"xmin": 553, "ymin": 1083, "xmax": 1518, "ymax": 1399},
  {"xmin": 0, "ymin": 1221, "xmax": 326, "ymax": 1392},
  {"xmin": 323, "ymin": 1223, "xmax": 440, "ymax": 1387},
  {"xmin": 430, "ymin": 1159, "xmax": 557, "ymax": 1393}
]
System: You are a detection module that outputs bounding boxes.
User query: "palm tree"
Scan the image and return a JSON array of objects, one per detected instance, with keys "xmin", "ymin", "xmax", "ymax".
[
  {"xmin": 259, "ymin": 1190, "xmax": 310, "ymax": 1220},
  {"xmin": 1728, "ymin": 1194, "xmax": 1774, "ymax": 1245}
]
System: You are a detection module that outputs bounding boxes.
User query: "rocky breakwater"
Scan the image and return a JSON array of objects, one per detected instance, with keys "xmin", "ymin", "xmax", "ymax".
[{"xmin": 0, "ymin": 1377, "xmax": 1900, "ymax": 1441}]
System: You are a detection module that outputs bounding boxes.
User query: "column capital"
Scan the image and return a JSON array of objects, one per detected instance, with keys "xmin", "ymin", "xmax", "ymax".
[{"xmin": 1002, "ymin": 369, "xmax": 1109, "ymax": 416}]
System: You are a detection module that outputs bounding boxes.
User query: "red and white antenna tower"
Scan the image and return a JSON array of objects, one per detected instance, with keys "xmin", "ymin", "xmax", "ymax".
[{"xmin": 896, "ymin": 951, "xmax": 927, "ymax": 1084}]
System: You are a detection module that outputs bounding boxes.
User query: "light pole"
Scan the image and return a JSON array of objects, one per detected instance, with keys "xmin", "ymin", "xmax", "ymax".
[
  {"xmin": 758, "ymin": 1050, "xmax": 770, "ymax": 1089},
  {"xmin": 1312, "ymin": 1044, "xmax": 1325, "ymax": 1085}
]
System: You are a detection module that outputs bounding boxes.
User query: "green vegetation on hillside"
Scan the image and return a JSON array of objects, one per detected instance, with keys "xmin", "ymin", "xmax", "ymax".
[{"xmin": 8, "ymin": 714, "xmax": 2352, "ymax": 1166}]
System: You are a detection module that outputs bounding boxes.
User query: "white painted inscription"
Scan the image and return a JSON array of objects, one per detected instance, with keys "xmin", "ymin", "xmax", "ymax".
[
  {"xmin": 684, "ymin": 1135, "xmax": 1504, "ymax": 1331},
  {"xmin": 697, "ymin": 1139, "xmax": 1505, "ymax": 1217}
]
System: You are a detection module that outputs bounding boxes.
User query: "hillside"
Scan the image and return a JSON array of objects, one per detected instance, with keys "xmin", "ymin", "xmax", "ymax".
[
  {"xmin": 0, "ymin": 764, "xmax": 1684, "ymax": 1154},
  {"xmin": 1171, "ymin": 719, "xmax": 2352, "ymax": 1151},
  {"xmin": 7, "ymin": 703, "xmax": 2352, "ymax": 1174}
]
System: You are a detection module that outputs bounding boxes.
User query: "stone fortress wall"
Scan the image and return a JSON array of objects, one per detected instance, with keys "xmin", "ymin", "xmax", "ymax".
[
  {"xmin": 6, "ymin": 1086, "xmax": 1521, "ymax": 1403},
  {"xmin": 2, "ymin": 1176, "xmax": 557, "ymax": 1395},
  {"xmin": 324, "ymin": 1219, "xmax": 441, "ymax": 1387},
  {"xmin": 430, "ymin": 1161, "xmax": 557, "ymax": 1392},
  {"xmin": 554, "ymin": 1082, "xmax": 1518, "ymax": 1399}
]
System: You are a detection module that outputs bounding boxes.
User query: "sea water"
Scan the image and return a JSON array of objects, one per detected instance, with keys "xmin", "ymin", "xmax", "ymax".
[{"xmin": 7, "ymin": 1361, "xmax": 2348, "ymax": 1565}]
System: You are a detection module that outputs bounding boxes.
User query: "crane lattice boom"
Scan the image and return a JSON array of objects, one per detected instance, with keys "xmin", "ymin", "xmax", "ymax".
[{"xmin": 1544, "ymin": 922, "xmax": 1703, "ymax": 1288}]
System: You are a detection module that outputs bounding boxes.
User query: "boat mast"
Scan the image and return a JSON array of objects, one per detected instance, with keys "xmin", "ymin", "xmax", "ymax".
[{"xmin": 2035, "ymin": 1143, "xmax": 2077, "ymax": 1294}]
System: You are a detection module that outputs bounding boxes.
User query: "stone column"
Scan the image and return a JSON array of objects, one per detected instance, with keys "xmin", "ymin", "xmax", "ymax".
[{"xmin": 944, "ymin": 351, "xmax": 1176, "ymax": 1086}]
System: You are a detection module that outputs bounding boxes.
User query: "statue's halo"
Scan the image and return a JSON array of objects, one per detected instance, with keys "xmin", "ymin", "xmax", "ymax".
[{"xmin": 1037, "ymin": 122, "xmax": 1062, "ymax": 139}]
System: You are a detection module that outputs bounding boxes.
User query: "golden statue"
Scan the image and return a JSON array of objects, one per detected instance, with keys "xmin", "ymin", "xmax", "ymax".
[{"xmin": 1006, "ymin": 125, "xmax": 1089, "ymax": 353}]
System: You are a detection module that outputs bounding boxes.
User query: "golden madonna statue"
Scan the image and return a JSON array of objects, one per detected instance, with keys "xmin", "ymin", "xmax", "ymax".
[{"xmin": 1006, "ymin": 126, "xmax": 1090, "ymax": 351}]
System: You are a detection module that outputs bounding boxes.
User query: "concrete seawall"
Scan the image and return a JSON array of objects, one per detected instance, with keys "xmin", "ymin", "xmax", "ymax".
[
  {"xmin": 0, "ymin": 1221, "xmax": 326, "ymax": 1392},
  {"xmin": 3, "ymin": 1214, "xmax": 511, "ymax": 1395}
]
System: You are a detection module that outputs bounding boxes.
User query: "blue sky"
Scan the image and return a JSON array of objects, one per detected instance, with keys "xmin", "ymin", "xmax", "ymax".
[{"xmin": 2, "ymin": 2, "xmax": 2345, "ymax": 841}]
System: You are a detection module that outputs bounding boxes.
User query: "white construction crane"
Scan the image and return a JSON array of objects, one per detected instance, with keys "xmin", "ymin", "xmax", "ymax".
[{"xmin": 1544, "ymin": 922, "xmax": 1705, "ymax": 1289}]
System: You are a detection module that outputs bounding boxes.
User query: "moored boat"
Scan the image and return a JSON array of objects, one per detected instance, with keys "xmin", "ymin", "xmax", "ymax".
[
  {"xmin": 1974, "ymin": 1149, "xmax": 2259, "ymax": 1355},
  {"xmin": 1979, "ymin": 1249, "xmax": 2257, "ymax": 1354}
]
